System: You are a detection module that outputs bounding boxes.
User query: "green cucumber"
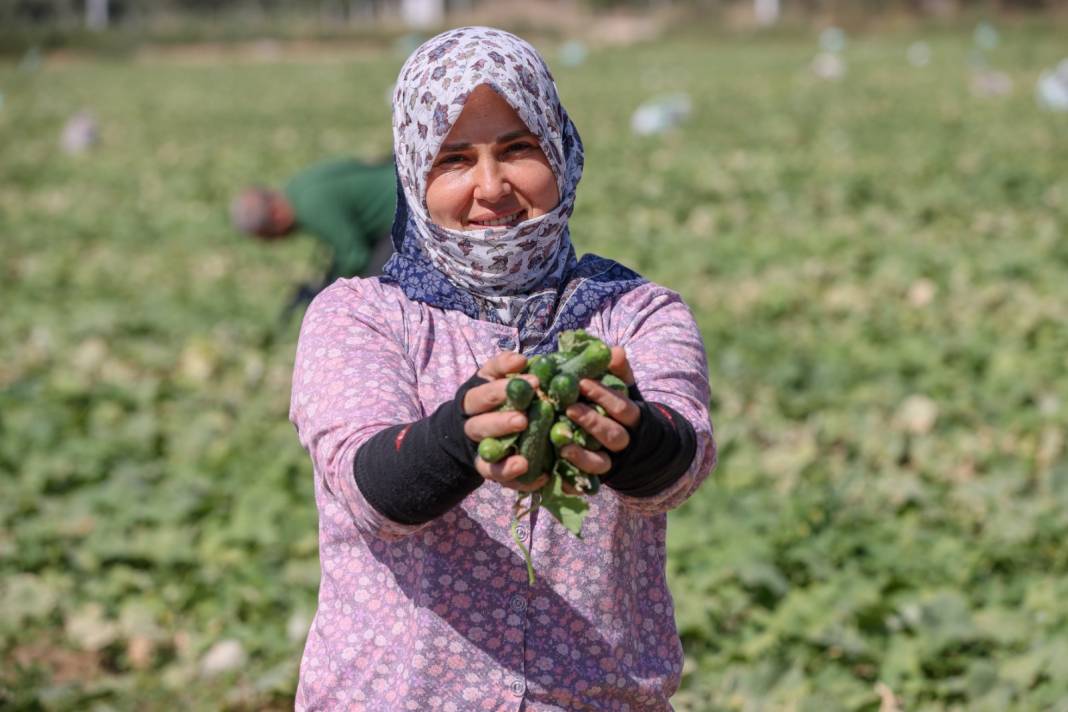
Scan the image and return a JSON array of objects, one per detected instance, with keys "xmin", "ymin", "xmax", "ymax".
[
  {"xmin": 516, "ymin": 399, "xmax": 555, "ymax": 484},
  {"xmin": 505, "ymin": 376, "xmax": 534, "ymax": 411},
  {"xmin": 478, "ymin": 437, "xmax": 509, "ymax": 463},
  {"xmin": 559, "ymin": 341, "xmax": 612, "ymax": 381},
  {"xmin": 600, "ymin": 373, "xmax": 628, "ymax": 395},
  {"xmin": 549, "ymin": 420, "xmax": 574, "ymax": 448},
  {"xmin": 548, "ymin": 350, "xmax": 577, "ymax": 368},
  {"xmin": 477, "ymin": 432, "xmax": 518, "ymax": 463},
  {"xmin": 548, "ymin": 373, "xmax": 579, "ymax": 407},
  {"xmin": 525, "ymin": 355, "xmax": 557, "ymax": 388}
]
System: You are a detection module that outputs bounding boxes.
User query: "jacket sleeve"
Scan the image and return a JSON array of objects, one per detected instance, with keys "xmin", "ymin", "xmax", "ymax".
[
  {"xmin": 289, "ymin": 278, "xmax": 430, "ymax": 541},
  {"xmin": 597, "ymin": 283, "xmax": 718, "ymax": 515}
]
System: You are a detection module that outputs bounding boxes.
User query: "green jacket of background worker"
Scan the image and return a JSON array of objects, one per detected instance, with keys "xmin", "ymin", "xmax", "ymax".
[{"xmin": 231, "ymin": 157, "xmax": 397, "ymax": 311}]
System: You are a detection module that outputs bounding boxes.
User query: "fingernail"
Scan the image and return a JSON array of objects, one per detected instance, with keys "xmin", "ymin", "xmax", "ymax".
[{"xmin": 511, "ymin": 415, "xmax": 526, "ymax": 428}]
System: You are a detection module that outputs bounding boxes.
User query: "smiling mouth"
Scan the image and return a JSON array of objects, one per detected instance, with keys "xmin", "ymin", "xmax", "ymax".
[{"xmin": 467, "ymin": 210, "xmax": 526, "ymax": 229}]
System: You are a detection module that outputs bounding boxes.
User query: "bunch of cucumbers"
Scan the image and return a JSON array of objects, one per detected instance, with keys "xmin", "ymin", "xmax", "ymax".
[{"xmin": 477, "ymin": 329, "xmax": 627, "ymax": 497}]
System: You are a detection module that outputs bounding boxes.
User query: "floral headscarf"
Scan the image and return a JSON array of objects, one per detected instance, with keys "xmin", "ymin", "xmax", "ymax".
[{"xmin": 381, "ymin": 27, "xmax": 646, "ymax": 353}]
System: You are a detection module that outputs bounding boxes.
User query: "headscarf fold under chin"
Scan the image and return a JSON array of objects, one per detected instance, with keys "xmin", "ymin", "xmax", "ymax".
[{"xmin": 381, "ymin": 27, "xmax": 646, "ymax": 353}]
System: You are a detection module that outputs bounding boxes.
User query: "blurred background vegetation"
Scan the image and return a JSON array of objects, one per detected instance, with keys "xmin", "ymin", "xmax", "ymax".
[
  {"xmin": 2, "ymin": 0, "xmax": 1066, "ymax": 53},
  {"xmin": 2, "ymin": 1, "xmax": 1068, "ymax": 710}
]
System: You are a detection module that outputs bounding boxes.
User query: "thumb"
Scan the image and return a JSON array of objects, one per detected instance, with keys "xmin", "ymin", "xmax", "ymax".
[{"xmin": 608, "ymin": 346, "xmax": 635, "ymax": 385}]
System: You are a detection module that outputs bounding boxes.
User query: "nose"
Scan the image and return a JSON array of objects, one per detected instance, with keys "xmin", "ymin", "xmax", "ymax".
[{"xmin": 472, "ymin": 156, "xmax": 511, "ymax": 203}]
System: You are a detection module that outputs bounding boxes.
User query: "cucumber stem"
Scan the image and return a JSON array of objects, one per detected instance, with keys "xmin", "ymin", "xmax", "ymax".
[{"xmin": 511, "ymin": 493, "xmax": 539, "ymax": 585}]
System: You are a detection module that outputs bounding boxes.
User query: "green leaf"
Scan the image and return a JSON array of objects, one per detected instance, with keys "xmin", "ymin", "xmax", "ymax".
[
  {"xmin": 539, "ymin": 475, "xmax": 588, "ymax": 537},
  {"xmin": 557, "ymin": 329, "xmax": 597, "ymax": 354}
]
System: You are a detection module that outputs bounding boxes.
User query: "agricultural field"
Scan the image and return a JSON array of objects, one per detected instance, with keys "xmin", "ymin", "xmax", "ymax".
[{"xmin": 2, "ymin": 22, "xmax": 1068, "ymax": 711}]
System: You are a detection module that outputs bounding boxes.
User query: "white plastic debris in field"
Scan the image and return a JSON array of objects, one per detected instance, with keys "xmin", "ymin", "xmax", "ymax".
[
  {"xmin": 811, "ymin": 52, "xmax": 846, "ymax": 80},
  {"xmin": 630, "ymin": 93, "xmax": 692, "ymax": 136},
  {"xmin": 907, "ymin": 42, "xmax": 931, "ymax": 68},
  {"xmin": 974, "ymin": 22, "xmax": 999, "ymax": 52},
  {"xmin": 200, "ymin": 639, "xmax": 248, "ymax": 678},
  {"xmin": 61, "ymin": 111, "xmax": 100, "ymax": 154},
  {"xmin": 558, "ymin": 40, "xmax": 588, "ymax": 68},
  {"xmin": 819, "ymin": 27, "xmax": 847, "ymax": 54},
  {"xmin": 1036, "ymin": 58, "xmax": 1068, "ymax": 112},
  {"xmin": 810, "ymin": 27, "xmax": 846, "ymax": 81}
]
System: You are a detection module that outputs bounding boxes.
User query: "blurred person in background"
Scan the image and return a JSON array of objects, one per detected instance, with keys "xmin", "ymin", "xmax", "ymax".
[{"xmin": 230, "ymin": 157, "xmax": 397, "ymax": 318}]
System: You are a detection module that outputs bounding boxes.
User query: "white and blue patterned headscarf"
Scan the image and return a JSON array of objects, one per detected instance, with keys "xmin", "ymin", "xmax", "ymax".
[{"xmin": 382, "ymin": 27, "xmax": 645, "ymax": 354}]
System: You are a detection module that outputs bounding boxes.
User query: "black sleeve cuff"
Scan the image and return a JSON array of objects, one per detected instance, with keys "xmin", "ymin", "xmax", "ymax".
[
  {"xmin": 353, "ymin": 374, "xmax": 487, "ymax": 526},
  {"xmin": 602, "ymin": 384, "xmax": 698, "ymax": 499}
]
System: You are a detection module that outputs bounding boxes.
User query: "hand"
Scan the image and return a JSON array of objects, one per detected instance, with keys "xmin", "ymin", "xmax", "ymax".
[
  {"xmin": 561, "ymin": 347, "xmax": 641, "ymax": 480},
  {"xmin": 462, "ymin": 352, "xmax": 548, "ymax": 493}
]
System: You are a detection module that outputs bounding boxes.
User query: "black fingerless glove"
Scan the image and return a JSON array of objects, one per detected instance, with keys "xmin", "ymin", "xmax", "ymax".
[
  {"xmin": 354, "ymin": 374, "xmax": 487, "ymax": 526},
  {"xmin": 602, "ymin": 384, "xmax": 698, "ymax": 499}
]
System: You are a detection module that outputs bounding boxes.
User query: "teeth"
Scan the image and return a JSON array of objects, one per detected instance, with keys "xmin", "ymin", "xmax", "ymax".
[{"xmin": 471, "ymin": 211, "xmax": 523, "ymax": 227}]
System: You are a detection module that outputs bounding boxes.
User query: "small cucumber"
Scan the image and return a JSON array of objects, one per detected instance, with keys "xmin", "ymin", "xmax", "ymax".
[
  {"xmin": 525, "ymin": 355, "xmax": 557, "ymax": 389},
  {"xmin": 477, "ymin": 432, "xmax": 518, "ymax": 463},
  {"xmin": 549, "ymin": 420, "xmax": 574, "ymax": 449},
  {"xmin": 600, "ymin": 373, "xmax": 628, "ymax": 395},
  {"xmin": 516, "ymin": 399, "xmax": 555, "ymax": 484},
  {"xmin": 548, "ymin": 373, "xmax": 579, "ymax": 407},
  {"xmin": 478, "ymin": 437, "xmax": 509, "ymax": 463},
  {"xmin": 559, "ymin": 341, "xmax": 612, "ymax": 381},
  {"xmin": 505, "ymin": 376, "xmax": 534, "ymax": 411},
  {"xmin": 548, "ymin": 351, "xmax": 577, "ymax": 368}
]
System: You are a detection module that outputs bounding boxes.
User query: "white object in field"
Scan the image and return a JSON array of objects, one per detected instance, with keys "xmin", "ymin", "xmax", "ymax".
[
  {"xmin": 819, "ymin": 27, "xmax": 847, "ymax": 54},
  {"xmin": 86, "ymin": 0, "xmax": 108, "ymax": 30},
  {"xmin": 907, "ymin": 41, "xmax": 931, "ymax": 68},
  {"xmin": 630, "ymin": 93, "xmax": 692, "ymax": 137},
  {"xmin": 558, "ymin": 41, "xmax": 587, "ymax": 68},
  {"xmin": 401, "ymin": 0, "xmax": 443, "ymax": 30},
  {"xmin": 970, "ymin": 69, "xmax": 1013, "ymax": 98},
  {"xmin": 974, "ymin": 22, "xmax": 999, "ymax": 51},
  {"xmin": 811, "ymin": 52, "xmax": 846, "ymax": 81},
  {"xmin": 1036, "ymin": 58, "xmax": 1068, "ymax": 112},
  {"xmin": 199, "ymin": 639, "xmax": 248, "ymax": 678},
  {"xmin": 61, "ymin": 111, "xmax": 99, "ymax": 154},
  {"xmin": 754, "ymin": 0, "xmax": 780, "ymax": 26}
]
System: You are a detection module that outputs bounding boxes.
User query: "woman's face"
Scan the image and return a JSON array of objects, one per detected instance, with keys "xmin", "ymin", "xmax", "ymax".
[{"xmin": 425, "ymin": 85, "xmax": 559, "ymax": 231}]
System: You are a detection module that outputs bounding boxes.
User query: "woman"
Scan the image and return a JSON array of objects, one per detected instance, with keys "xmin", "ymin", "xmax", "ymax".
[{"xmin": 290, "ymin": 27, "xmax": 716, "ymax": 710}]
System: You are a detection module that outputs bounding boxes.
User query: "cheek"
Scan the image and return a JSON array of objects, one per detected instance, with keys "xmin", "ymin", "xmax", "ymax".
[
  {"xmin": 522, "ymin": 162, "xmax": 560, "ymax": 213},
  {"xmin": 425, "ymin": 175, "xmax": 469, "ymax": 223}
]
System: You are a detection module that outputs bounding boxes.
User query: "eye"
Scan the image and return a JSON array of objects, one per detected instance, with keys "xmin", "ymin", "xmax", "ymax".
[
  {"xmin": 504, "ymin": 141, "xmax": 535, "ymax": 155},
  {"xmin": 434, "ymin": 153, "xmax": 467, "ymax": 167}
]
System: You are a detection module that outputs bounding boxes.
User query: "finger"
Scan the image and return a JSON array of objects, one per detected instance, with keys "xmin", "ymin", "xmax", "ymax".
[
  {"xmin": 579, "ymin": 378, "xmax": 641, "ymax": 429},
  {"xmin": 503, "ymin": 474, "xmax": 549, "ymax": 493},
  {"xmin": 608, "ymin": 346, "xmax": 635, "ymax": 385},
  {"xmin": 565, "ymin": 403, "xmax": 630, "ymax": 452},
  {"xmin": 476, "ymin": 351, "xmax": 527, "ymax": 381},
  {"xmin": 476, "ymin": 453, "xmax": 527, "ymax": 482},
  {"xmin": 464, "ymin": 411, "xmax": 527, "ymax": 442},
  {"xmin": 559, "ymin": 444, "xmax": 612, "ymax": 475},
  {"xmin": 463, "ymin": 373, "xmax": 539, "ymax": 415},
  {"xmin": 475, "ymin": 455, "xmax": 547, "ymax": 492}
]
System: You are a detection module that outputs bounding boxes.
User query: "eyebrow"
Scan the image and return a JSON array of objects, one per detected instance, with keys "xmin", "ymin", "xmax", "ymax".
[{"xmin": 439, "ymin": 129, "xmax": 534, "ymax": 152}]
